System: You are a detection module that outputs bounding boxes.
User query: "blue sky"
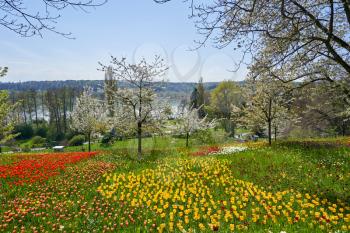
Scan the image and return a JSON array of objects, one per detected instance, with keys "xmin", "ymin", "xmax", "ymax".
[{"xmin": 0, "ymin": 1, "xmax": 247, "ymax": 82}]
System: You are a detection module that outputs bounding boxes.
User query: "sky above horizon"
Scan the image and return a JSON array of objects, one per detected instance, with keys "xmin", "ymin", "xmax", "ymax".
[{"xmin": 0, "ymin": 1, "xmax": 248, "ymax": 83}]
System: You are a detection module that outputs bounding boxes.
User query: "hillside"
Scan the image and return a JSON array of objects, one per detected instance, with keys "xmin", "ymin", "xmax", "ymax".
[{"xmin": 0, "ymin": 80, "xmax": 222, "ymax": 94}]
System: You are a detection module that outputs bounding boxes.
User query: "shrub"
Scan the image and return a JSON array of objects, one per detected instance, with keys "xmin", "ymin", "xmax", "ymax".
[
  {"xmin": 101, "ymin": 132, "xmax": 115, "ymax": 145},
  {"xmin": 14, "ymin": 124, "xmax": 34, "ymax": 140},
  {"xmin": 35, "ymin": 126, "xmax": 48, "ymax": 138},
  {"xmin": 22, "ymin": 144, "xmax": 31, "ymax": 152},
  {"xmin": 47, "ymin": 128, "xmax": 65, "ymax": 141},
  {"xmin": 68, "ymin": 135, "xmax": 85, "ymax": 146},
  {"xmin": 65, "ymin": 131, "xmax": 80, "ymax": 141},
  {"xmin": 31, "ymin": 136, "xmax": 46, "ymax": 148},
  {"xmin": 193, "ymin": 129, "xmax": 216, "ymax": 145}
]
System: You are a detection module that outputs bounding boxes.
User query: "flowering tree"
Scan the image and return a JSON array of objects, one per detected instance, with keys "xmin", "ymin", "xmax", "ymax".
[
  {"xmin": 70, "ymin": 87, "xmax": 107, "ymax": 152},
  {"xmin": 157, "ymin": 0, "xmax": 350, "ymax": 96},
  {"xmin": 100, "ymin": 56, "xmax": 168, "ymax": 159},
  {"xmin": 176, "ymin": 106, "xmax": 216, "ymax": 147},
  {"xmin": 0, "ymin": 67, "xmax": 18, "ymax": 153},
  {"xmin": 106, "ymin": 97, "xmax": 171, "ymax": 144},
  {"xmin": 242, "ymin": 76, "xmax": 291, "ymax": 145}
]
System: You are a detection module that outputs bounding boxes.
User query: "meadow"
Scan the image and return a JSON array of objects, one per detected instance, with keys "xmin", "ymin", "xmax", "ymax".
[{"xmin": 0, "ymin": 137, "xmax": 349, "ymax": 232}]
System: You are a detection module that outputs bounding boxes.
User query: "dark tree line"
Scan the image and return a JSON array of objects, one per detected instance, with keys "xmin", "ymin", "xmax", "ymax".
[{"xmin": 10, "ymin": 87, "xmax": 80, "ymax": 141}]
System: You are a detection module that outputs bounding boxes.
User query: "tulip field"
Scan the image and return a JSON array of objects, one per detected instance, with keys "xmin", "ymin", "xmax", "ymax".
[{"xmin": 0, "ymin": 139, "xmax": 349, "ymax": 232}]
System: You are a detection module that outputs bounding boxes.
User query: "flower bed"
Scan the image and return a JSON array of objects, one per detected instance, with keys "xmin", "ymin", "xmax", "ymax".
[
  {"xmin": 98, "ymin": 158, "xmax": 350, "ymax": 232},
  {"xmin": 0, "ymin": 160, "xmax": 117, "ymax": 232},
  {"xmin": 0, "ymin": 151, "xmax": 98, "ymax": 186},
  {"xmin": 209, "ymin": 146, "xmax": 248, "ymax": 155},
  {"xmin": 192, "ymin": 146, "xmax": 247, "ymax": 156},
  {"xmin": 191, "ymin": 146, "xmax": 220, "ymax": 156}
]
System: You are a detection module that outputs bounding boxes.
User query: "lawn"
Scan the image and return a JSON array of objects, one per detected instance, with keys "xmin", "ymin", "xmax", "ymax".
[{"xmin": 0, "ymin": 138, "xmax": 349, "ymax": 232}]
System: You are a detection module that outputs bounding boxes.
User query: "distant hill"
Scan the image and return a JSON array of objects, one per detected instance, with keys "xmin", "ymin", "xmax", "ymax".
[{"xmin": 0, "ymin": 80, "xmax": 223, "ymax": 94}]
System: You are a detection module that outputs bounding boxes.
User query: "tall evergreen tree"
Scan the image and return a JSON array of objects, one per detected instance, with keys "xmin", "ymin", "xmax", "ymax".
[
  {"xmin": 104, "ymin": 66, "xmax": 118, "ymax": 117},
  {"xmin": 190, "ymin": 87, "xmax": 199, "ymax": 110},
  {"xmin": 197, "ymin": 77, "xmax": 206, "ymax": 118}
]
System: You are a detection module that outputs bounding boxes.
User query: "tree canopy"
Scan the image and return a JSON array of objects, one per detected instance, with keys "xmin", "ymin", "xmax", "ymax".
[{"xmin": 156, "ymin": 0, "xmax": 350, "ymax": 97}]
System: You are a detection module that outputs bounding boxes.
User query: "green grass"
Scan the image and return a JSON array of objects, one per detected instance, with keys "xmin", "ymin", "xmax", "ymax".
[
  {"xmin": 64, "ymin": 131, "xmax": 235, "ymax": 152},
  {"xmin": 0, "ymin": 138, "xmax": 349, "ymax": 232},
  {"xmin": 215, "ymin": 142, "xmax": 350, "ymax": 203}
]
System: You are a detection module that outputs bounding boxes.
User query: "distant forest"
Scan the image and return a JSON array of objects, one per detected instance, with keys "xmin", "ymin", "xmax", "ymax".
[{"xmin": 0, "ymin": 80, "xmax": 223, "ymax": 94}]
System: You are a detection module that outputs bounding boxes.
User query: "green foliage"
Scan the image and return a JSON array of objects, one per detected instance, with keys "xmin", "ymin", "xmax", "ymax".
[
  {"xmin": 14, "ymin": 124, "xmax": 34, "ymax": 140},
  {"xmin": 0, "ymin": 68, "xmax": 19, "ymax": 145},
  {"xmin": 101, "ymin": 132, "xmax": 115, "ymax": 145},
  {"xmin": 193, "ymin": 129, "xmax": 215, "ymax": 145},
  {"xmin": 31, "ymin": 136, "xmax": 46, "ymax": 148},
  {"xmin": 21, "ymin": 144, "xmax": 31, "ymax": 152},
  {"xmin": 68, "ymin": 135, "xmax": 85, "ymax": 146},
  {"xmin": 35, "ymin": 126, "xmax": 48, "ymax": 138},
  {"xmin": 210, "ymin": 80, "xmax": 242, "ymax": 117},
  {"xmin": 0, "ymin": 89, "xmax": 18, "ymax": 144},
  {"xmin": 63, "ymin": 131, "xmax": 77, "ymax": 141},
  {"xmin": 47, "ymin": 127, "xmax": 65, "ymax": 141},
  {"xmin": 209, "ymin": 81, "xmax": 243, "ymax": 136}
]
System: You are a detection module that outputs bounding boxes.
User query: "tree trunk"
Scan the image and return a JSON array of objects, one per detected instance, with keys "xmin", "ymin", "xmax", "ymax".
[
  {"xmin": 28, "ymin": 95, "xmax": 33, "ymax": 123},
  {"xmin": 88, "ymin": 132, "xmax": 91, "ymax": 152},
  {"xmin": 32, "ymin": 91, "xmax": 38, "ymax": 128},
  {"xmin": 54, "ymin": 92, "xmax": 61, "ymax": 135},
  {"xmin": 55, "ymin": 112, "xmax": 60, "ymax": 135},
  {"xmin": 274, "ymin": 125, "xmax": 277, "ymax": 142},
  {"xmin": 41, "ymin": 91, "xmax": 45, "ymax": 121},
  {"xmin": 231, "ymin": 121, "xmax": 235, "ymax": 138},
  {"xmin": 186, "ymin": 132, "xmax": 189, "ymax": 147},
  {"xmin": 268, "ymin": 98, "xmax": 272, "ymax": 146},
  {"xmin": 63, "ymin": 99, "xmax": 67, "ymax": 133},
  {"xmin": 23, "ymin": 105, "xmax": 27, "ymax": 124},
  {"xmin": 137, "ymin": 122, "xmax": 142, "ymax": 160},
  {"xmin": 268, "ymin": 120, "xmax": 272, "ymax": 145}
]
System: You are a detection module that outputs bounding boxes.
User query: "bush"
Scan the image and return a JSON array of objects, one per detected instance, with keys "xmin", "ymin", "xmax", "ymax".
[
  {"xmin": 65, "ymin": 131, "xmax": 80, "ymax": 141},
  {"xmin": 47, "ymin": 128, "xmax": 65, "ymax": 141},
  {"xmin": 31, "ymin": 136, "xmax": 46, "ymax": 145},
  {"xmin": 14, "ymin": 124, "xmax": 34, "ymax": 140},
  {"xmin": 31, "ymin": 136, "xmax": 46, "ymax": 148},
  {"xmin": 68, "ymin": 135, "xmax": 85, "ymax": 146},
  {"xmin": 193, "ymin": 129, "xmax": 216, "ymax": 145},
  {"xmin": 35, "ymin": 126, "xmax": 48, "ymax": 138},
  {"xmin": 22, "ymin": 144, "xmax": 31, "ymax": 152},
  {"xmin": 101, "ymin": 132, "xmax": 115, "ymax": 145}
]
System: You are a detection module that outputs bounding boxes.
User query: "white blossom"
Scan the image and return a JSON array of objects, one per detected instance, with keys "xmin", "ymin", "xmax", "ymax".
[
  {"xmin": 175, "ymin": 106, "xmax": 216, "ymax": 147},
  {"xmin": 70, "ymin": 87, "xmax": 108, "ymax": 151},
  {"xmin": 209, "ymin": 146, "xmax": 248, "ymax": 155},
  {"xmin": 100, "ymin": 56, "xmax": 169, "ymax": 159}
]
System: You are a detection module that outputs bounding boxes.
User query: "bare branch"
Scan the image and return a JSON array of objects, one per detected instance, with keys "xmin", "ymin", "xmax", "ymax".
[{"xmin": 0, "ymin": 0, "xmax": 107, "ymax": 37}]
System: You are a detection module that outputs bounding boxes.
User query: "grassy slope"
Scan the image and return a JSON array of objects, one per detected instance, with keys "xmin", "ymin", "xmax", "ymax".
[
  {"xmin": 215, "ymin": 143, "xmax": 350, "ymax": 203},
  {"xmin": 0, "ymin": 138, "xmax": 349, "ymax": 232}
]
